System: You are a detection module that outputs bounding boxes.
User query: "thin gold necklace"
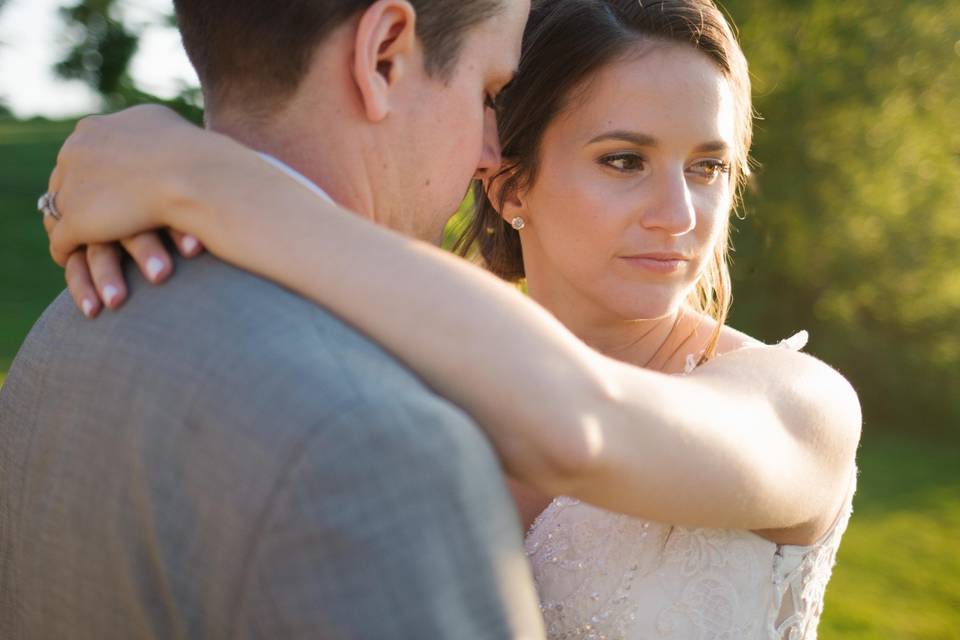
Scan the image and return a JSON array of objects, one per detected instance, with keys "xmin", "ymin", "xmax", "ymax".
[
  {"xmin": 661, "ymin": 312, "xmax": 708, "ymax": 371},
  {"xmin": 642, "ymin": 311, "xmax": 685, "ymax": 370}
]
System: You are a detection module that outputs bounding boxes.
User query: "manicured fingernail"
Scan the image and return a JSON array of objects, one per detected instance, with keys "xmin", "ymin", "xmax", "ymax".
[
  {"xmin": 103, "ymin": 285, "xmax": 120, "ymax": 307},
  {"xmin": 182, "ymin": 235, "xmax": 199, "ymax": 254},
  {"xmin": 146, "ymin": 256, "xmax": 166, "ymax": 281},
  {"xmin": 82, "ymin": 298, "xmax": 96, "ymax": 318}
]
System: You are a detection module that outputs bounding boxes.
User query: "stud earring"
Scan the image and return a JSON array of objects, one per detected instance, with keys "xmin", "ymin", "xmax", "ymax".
[{"xmin": 511, "ymin": 217, "xmax": 526, "ymax": 231}]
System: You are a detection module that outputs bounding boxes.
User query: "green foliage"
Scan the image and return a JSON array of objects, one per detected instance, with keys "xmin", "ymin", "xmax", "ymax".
[
  {"xmin": 716, "ymin": 0, "xmax": 960, "ymax": 435},
  {"xmin": 55, "ymin": 0, "xmax": 139, "ymax": 105},
  {"xmin": 443, "ymin": 190, "xmax": 477, "ymax": 252}
]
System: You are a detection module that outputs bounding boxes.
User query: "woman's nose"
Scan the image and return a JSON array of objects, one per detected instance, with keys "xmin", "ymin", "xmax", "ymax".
[{"xmin": 640, "ymin": 171, "xmax": 697, "ymax": 236}]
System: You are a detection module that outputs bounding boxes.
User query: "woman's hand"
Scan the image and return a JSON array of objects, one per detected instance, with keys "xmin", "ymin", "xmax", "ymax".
[
  {"xmin": 41, "ymin": 104, "xmax": 232, "ymax": 315},
  {"xmin": 45, "ymin": 105, "xmax": 207, "ymax": 262}
]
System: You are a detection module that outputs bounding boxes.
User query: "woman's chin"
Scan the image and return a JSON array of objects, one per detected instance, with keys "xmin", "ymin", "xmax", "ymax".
[
  {"xmin": 603, "ymin": 298, "xmax": 683, "ymax": 323},
  {"xmin": 592, "ymin": 285, "xmax": 686, "ymax": 322}
]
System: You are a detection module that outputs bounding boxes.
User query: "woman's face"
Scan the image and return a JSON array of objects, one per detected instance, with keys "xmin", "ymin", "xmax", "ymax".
[{"xmin": 516, "ymin": 43, "xmax": 737, "ymax": 326}]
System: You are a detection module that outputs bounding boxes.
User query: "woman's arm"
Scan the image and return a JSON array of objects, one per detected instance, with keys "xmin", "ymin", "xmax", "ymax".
[
  {"xmin": 190, "ymin": 171, "xmax": 859, "ymax": 536},
  {"xmin": 49, "ymin": 107, "xmax": 861, "ymax": 539}
]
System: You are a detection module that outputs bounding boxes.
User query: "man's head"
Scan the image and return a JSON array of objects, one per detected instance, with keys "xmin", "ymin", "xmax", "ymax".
[{"xmin": 173, "ymin": 0, "xmax": 529, "ymax": 243}]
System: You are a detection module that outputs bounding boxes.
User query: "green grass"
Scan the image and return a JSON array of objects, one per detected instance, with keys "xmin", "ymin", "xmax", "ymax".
[
  {"xmin": 0, "ymin": 117, "xmax": 77, "ymax": 372},
  {"xmin": 2, "ymin": 117, "xmax": 959, "ymax": 637},
  {"xmin": 819, "ymin": 432, "xmax": 960, "ymax": 639}
]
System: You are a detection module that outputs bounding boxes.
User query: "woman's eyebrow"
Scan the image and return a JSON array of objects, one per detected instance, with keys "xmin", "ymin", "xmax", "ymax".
[
  {"xmin": 586, "ymin": 132, "xmax": 731, "ymax": 154},
  {"xmin": 587, "ymin": 131, "xmax": 658, "ymax": 147},
  {"xmin": 694, "ymin": 140, "xmax": 730, "ymax": 153}
]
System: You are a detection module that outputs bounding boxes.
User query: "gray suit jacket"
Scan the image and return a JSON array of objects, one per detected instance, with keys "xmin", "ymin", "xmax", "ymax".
[{"xmin": 0, "ymin": 255, "xmax": 545, "ymax": 639}]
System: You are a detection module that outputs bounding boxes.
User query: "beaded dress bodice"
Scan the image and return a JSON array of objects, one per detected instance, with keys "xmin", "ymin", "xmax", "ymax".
[{"xmin": 523, "ymin": 333, "xmax": 856, "ymax": 640}]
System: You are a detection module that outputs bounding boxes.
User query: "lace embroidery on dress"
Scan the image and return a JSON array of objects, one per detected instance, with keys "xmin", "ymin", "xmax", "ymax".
[
  {"xmin": 768, "ymin": 471, "xmax": 856, "ymax": 639},
  {"xmin": 525, "ymin": 330, "xmax": 855, "ymax": 640},
  {"xmin": 525, "ymin": 497, "xmax": 666, "ymax": 638}
]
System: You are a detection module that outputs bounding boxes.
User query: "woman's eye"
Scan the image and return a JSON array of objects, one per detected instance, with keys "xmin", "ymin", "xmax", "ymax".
[
  {"xmin": 689, "ymin": 159, "xmax": 732, "ymax": 183},
  {"xmin": 601, "ymin": 153, "xmax": 646, "ymax": 173}
]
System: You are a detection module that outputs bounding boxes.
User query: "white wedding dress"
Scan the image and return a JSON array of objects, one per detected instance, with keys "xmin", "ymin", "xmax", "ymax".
[{"xmin": 524, "ymin": 333, "xmax": 856, "ymax": 640}]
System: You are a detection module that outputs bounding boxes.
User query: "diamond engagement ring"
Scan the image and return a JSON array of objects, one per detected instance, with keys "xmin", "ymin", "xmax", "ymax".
[{"xmin": 37, "ymin": 192, "xmax": 62, "ymax": 221}]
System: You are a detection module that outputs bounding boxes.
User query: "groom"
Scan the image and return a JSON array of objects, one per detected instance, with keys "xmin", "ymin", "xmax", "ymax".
[{"xmin": 0, "ymin": 1, "xmax": 544, "ymax": 638}]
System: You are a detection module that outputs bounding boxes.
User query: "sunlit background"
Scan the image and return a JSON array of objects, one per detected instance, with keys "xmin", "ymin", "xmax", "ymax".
[
  {"xmin": 1, "ymin": 1, "xmax": 958, "ymax": 637},
  {"xmin": 0, "ymin": 0, "xmax": 196, "ymax": 117}
]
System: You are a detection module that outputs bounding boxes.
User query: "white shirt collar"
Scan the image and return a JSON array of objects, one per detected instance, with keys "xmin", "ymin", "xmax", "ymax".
[{"xmin": 255, "ymin": 152, "xmax": 335, "ymax": 205}]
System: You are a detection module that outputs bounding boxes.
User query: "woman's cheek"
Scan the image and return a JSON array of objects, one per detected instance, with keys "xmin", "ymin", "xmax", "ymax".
[{"xmin": 694, "ymin": 192, "xmax": 728, "ymax": 242}]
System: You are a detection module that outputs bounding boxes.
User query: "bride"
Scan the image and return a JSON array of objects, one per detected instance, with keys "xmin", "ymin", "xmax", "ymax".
[{"xmin": 43, "ymin": 0, "xmax": 860, "ymax": 637}]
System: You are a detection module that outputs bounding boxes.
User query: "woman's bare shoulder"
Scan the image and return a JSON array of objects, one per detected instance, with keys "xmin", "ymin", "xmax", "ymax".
[
  {"xmin": 714, "ymin": 323, "xmax": 765, "ymax": 355},
  {"xmin": 681, "ymin": 312, "xmax": 763, "ymax": 357}
]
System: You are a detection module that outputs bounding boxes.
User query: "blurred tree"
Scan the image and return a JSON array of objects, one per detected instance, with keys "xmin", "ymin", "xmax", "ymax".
[
  {"xmin": 55, "ymin": 0, "xmax": 137, "ymax": 105},
  {"xmin": 719, "ymin": 0, "xmax": 960, "ymax": 435},
  {"xmin": 54, "ymin": 0, "xmax": 201, "ymax": 122}
]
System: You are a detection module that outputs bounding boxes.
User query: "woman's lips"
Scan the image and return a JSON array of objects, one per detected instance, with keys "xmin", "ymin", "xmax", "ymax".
[{"xmin": 620, "ymin": 253, "xmax": 691, "ymax": 274}]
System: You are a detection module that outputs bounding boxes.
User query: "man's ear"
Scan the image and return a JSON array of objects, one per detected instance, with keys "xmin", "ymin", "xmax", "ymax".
[
  {"xmin": 353, "ymin": 0, "xmax": 418, "ymax": 123},
  {"xmin": 484, "ymin": 167, "xmax": 529, "ymax": 223}
]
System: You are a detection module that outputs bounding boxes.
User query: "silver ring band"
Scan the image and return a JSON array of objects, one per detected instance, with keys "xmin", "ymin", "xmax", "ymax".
[{"xmin": 37, "ymin": 192, "xmax": 62, "ymax": 221}]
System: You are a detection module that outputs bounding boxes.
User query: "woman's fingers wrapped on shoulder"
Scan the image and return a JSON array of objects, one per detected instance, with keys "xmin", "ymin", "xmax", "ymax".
[{"xmin": 61, "ymin": 230, "xmax": 207, "ymax": 317}]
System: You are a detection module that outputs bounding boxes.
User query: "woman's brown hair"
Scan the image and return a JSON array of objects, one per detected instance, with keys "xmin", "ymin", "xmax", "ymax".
[{"xmin": 453, "ymin": 0, "xmax": 753, "ymax": 360}]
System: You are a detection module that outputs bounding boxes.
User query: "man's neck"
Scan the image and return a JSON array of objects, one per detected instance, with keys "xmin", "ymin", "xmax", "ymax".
[{"xmin": 207, "ymin": 112, "xmax": 378, "ymax": 223}]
